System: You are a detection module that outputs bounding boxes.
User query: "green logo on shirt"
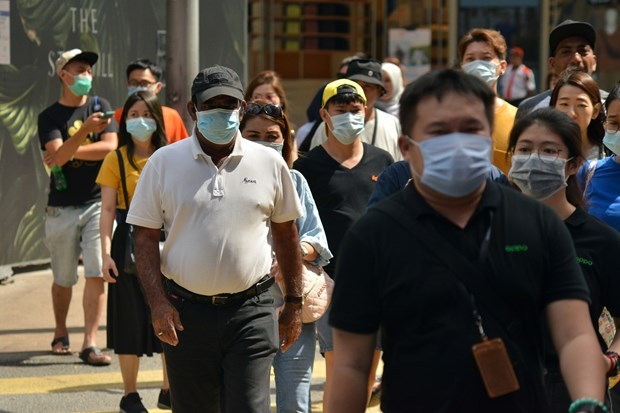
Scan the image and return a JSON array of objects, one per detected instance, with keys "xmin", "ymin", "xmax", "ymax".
[
  {"xmin": 504, "ymin": 245, "xmax": 528, "ymax": 253},
  {"xmin": 577, "ymin": 257, "xmax": 593, "ymax": 266}
]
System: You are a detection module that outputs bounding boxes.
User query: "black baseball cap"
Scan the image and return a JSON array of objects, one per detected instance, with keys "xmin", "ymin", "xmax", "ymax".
[
  {"xmin": 549, "ymin": 20, "xmax": 596, "ymax": 56},
  {"xmin": 345, "ymin": 59, "xmax": 386, "ymax": 93},
  {"xmin": 191, "ymin": 65, "xmax": 244, "ymax": 104}
]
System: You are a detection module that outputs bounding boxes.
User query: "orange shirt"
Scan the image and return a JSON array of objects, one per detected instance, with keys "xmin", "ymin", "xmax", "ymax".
[{"xmin": 114, "ymin": 105, "xmax": 189, "ymax": 143}]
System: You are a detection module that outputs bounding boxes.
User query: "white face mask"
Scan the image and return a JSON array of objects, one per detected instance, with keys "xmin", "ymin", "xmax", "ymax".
[
  {"xmin": 327, "ymin": 112, "xmax": 365, "ymax": 145},
  {"xmin": 408, "ymin": 132, "xmax": 492, "ymax": 197},
  {"xmin": 508, "ymin": 155, "xmax": 569, "ymax": 200},
  {"xmin": 462, "ymin": 60, "xmax": 499, "ymax": 86}
]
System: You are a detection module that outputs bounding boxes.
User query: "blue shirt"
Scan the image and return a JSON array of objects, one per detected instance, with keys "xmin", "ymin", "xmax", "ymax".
[
  {"xmin": 290, "ymin": 169, "xmax": 333, "ymax": 266},
  {"xmin": 578, "ymin": 156, "xmax": 620, "ymax": 233}
]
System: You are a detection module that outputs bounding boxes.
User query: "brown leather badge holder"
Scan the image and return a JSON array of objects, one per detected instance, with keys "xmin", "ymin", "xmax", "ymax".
[{"xmin": 472, "ymin": 337, "xmax": 520, "ymax": 398}]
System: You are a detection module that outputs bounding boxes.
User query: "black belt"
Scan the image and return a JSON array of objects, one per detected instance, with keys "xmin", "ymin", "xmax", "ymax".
[{"xmin": 165, "ymin": 275, "xmax": 274, "ymax": 306}]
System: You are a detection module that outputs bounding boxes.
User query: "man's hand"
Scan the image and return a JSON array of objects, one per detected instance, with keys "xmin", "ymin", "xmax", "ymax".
[
  {"xmin": 83, "ymin": 112, "xmax": 111, "ymax": 135},
  {"xmin": 278, "ymin": 303, "xmax": 302, "ymax": 352},
  {"xmin": 134, "ymin": 226, "xmax": 184, "ymax": 346},
  {"xmin": 151, "ymin": 299, "xmax": 184, "ymax": 346}
]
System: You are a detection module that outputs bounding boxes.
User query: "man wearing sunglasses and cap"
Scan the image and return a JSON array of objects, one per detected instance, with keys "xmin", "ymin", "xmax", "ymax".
[
  {"xmin": 38, "ymin": 48, "xmax": 117, "ymax": 366},
  {"xmin": 126, "ymin": 65, "xmax": 304, "ymax": 413}
]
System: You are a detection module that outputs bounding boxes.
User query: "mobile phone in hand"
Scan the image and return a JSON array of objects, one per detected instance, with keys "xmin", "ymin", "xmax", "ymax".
[{"xmin": 100, "ymin": 111, "xmax": 115, "ymax": 119}]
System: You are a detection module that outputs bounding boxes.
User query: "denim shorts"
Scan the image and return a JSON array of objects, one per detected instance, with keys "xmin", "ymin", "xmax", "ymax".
[{"xmin": 44, "ymin": 202, "xmax": 103, "ymax": 287}]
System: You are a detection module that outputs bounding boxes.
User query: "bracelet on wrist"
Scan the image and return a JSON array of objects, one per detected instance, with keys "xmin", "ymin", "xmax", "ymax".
[
  {"xmin": 568, "ymin": 398, "xmax": 608, "ymax": 413},
  {"xmin": 605, "ymin": 351, "xmax": 620, "ymax": 377}
]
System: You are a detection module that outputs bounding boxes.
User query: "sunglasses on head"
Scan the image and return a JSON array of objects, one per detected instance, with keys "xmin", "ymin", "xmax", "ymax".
[{"xmin": 245, "ymin": 102, "xmax": 284, "ymax": 119}]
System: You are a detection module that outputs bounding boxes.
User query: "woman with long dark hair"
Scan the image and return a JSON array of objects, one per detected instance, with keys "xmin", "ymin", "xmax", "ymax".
[
  {"xmin": 507, "ymin": 108, "xmax": 620, "ymax": 412},
  {"xmin": 96, "ymin": 90, "xmax": 170, "ymax": 412},
  {"xmin": 550, "ymin": 70, "xmax": 606, "ymax": 160}
]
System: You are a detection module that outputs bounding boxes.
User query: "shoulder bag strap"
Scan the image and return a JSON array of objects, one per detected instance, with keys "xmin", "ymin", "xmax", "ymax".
[
  {"xmin": 370, "ymin": 107, "xmax": 378, "ymax": 146},
  {"xmin": 116, "ymin": 149, "xmax": 130, "ymax": 210},
  {"xmin": 375, "ymin": 197, "xmax": 517, "ymax": 334}
]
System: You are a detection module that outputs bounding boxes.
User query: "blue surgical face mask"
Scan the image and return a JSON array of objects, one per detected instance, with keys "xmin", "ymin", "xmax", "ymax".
[
  {"xmin": 65, "ymin": 71, "xmax": 92, "ymax": 96},
  {"xmin": 127, "ymin": 86, "xmax": 150, "ymax": 97},
  {"xmin": 256, "ymin": 140, "xmax": 284, "ymax": 155},
  {"xmin": 603, "ymin": 132, "xmax": 620, "ymax": 155},
  {"xmin": 327, "ymin": 112, "xmax": 365, "ymax": 145},
  {"xmin": 408, "ymin": 132, "xmax": 492, "ymax": 197},
  {"xmin": 196, "ymin": 108, "xmax": 240, "ymax": 145},
  {"xmin": 462, "ymin": 60, "xmax": 499, "ymax": 86},
  {"xmin": 126, "ymin": 117, "xmax": 157, "ymax": 141}
]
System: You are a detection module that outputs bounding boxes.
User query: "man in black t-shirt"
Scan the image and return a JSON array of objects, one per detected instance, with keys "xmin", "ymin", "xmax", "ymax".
[
  {"xmin": 38, "ymin": 49, "xmax": 117, "ymax": 366},
  {"xmin": 293, "ymin": 78, "xmax": 393, "ymax": 411},
  {"xmin": 327, "ymin": 69, "xmax": 607, "ymax": 413}
]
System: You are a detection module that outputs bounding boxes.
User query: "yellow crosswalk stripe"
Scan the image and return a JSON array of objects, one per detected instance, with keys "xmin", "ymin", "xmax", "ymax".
[
  {"xmin": 0, "ymin": 359, "xmax": 327, "ymax": 396},
  {"xmin": 0, "ymin": 358, "xmax": 386, "ymax": 413}
]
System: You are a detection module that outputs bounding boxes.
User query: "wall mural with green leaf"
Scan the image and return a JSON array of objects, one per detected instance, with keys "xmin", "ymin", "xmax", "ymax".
[{"xmin": 1, "ymin": 0, "xmax": 167, "ymax": 269}]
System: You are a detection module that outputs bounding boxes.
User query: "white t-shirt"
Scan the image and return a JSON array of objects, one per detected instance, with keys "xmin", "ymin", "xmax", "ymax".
[
  {"xmin": 308, "ymin": 108, "xmax": 402, "ymax": 161},
  {"xmin": 127, "ymin": 131, "xmax": 303, "ymax": 296}
]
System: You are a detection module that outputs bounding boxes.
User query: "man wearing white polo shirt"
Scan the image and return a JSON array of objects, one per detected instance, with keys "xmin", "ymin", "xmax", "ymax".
[{"xmin": 127, "ymin": 65, "xmax": 304, "ymax": 413}]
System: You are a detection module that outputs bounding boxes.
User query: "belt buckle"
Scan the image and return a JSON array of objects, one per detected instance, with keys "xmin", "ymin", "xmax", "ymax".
[{"xmin": 211, "ymin": 295, "xmax": 228, "ymax": 306}]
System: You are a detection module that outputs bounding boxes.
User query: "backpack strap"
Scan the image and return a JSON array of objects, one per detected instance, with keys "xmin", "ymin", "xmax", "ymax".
[{"xmin": 93, "ymin": 95, "xmax": 101, "ymax": 112}]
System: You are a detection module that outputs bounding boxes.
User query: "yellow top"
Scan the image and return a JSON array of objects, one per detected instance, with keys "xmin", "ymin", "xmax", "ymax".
[
  {"xmin": 492, "ymin": 100, "xmax": 517, "ymax": 175},
  {"xmin": 96, "ymin": 146, "xmax": 148, "ymax": 210}
]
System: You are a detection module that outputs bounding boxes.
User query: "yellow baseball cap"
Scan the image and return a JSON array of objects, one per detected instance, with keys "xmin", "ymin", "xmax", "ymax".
[{"xmin": 321, "ymin": 79, "xmax": 366, "ymax": 108}]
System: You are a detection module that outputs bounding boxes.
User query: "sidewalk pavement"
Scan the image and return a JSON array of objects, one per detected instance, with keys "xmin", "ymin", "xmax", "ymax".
[
  {"xmin": 0, "ymin": 267, "xmax": 383, "ymax": 413},
  {"xmin": 0, "ymin": 267, "xmax": 76, "ymax": 355}
]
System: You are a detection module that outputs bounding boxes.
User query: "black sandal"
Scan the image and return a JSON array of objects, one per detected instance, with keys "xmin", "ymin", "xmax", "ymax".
[
  {"xmin": 50, "ymin": 336, "xmax": 71, "ymax": 355},
  {"xmin": 78, "ymin": 346, "xmax": 112, "ymax": 366}
]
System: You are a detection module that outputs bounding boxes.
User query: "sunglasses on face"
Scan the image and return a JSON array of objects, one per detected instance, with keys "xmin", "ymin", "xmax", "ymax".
[{"xmin": 245, "ymin": 102, "xmax": 284, "ymax": 119}]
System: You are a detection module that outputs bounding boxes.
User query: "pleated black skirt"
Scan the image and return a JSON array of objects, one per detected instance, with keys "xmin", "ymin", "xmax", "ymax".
[{"xmin": 106, "ymin": 215, "xmax": 162, "ymax": 356}]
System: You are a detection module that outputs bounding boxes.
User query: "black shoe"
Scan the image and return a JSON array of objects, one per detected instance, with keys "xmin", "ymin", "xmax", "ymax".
[
  {"xmin": 157, "ymin": 388, "xmax": 171, "ymax": 410},
  {"xmin": 120, "ymin": 392, "xmax": 148, "ymax": 413}
]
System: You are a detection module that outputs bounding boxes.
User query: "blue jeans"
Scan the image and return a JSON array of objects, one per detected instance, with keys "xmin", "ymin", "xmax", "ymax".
[{"xmin": 273, "ymin": 322, "xmax": 316, "ymax": 413}]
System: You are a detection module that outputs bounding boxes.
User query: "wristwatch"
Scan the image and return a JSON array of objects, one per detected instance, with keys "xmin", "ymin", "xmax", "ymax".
[{"xmin": 284, "ymin": 295, "xmax": 303, "ymax": 305}]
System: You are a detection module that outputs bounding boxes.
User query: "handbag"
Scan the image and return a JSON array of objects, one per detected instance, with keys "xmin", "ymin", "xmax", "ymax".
[
  {"xmin": 300, "ymin": 263, "xmax": 334, "ymax": 323},
  {"xmin": 116, "ymin": 149, "xmax": 137, "ymax": 275},
  {"xmin": 274, "ymin": 261, "xmax": 334, "ymax": 323}
]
